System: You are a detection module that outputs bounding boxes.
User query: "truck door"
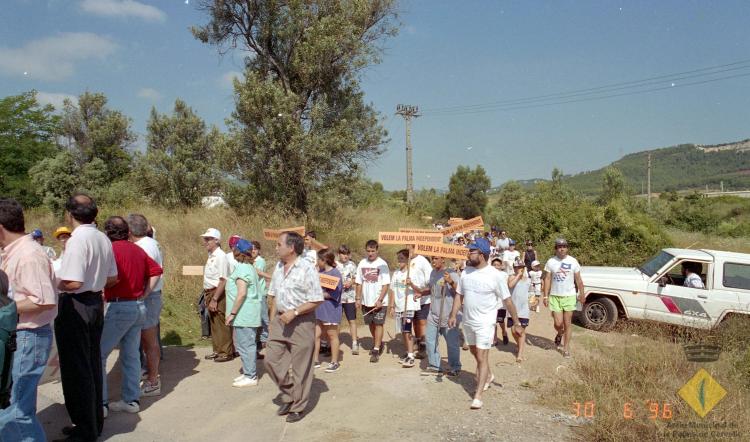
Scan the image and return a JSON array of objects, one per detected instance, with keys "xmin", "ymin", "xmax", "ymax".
[
  {"xmin": 644, "ymin": 260, "xmax": 714, "ymax": 328},
  {"xmin": 715, "ymin": 262, "xmax": 750, "ymax": 323}
]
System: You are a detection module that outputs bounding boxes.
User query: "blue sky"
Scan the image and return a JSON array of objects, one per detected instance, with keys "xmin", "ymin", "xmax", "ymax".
[{"xmin": 2, "ymin": 1, "xmax": 749, "ymax": 190}]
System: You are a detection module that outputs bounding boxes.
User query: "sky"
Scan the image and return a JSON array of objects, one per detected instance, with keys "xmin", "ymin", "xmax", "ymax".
[{"xmin": 2, "ymin": 0, "xmax": 749, "ymax": 190}]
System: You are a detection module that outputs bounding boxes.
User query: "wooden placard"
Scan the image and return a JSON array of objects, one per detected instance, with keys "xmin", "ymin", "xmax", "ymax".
[
  {"xmin": 319, "ymin": 273, "xmax": 341, "ymax": 290},
  {"xmin": 378, "ymin": 231, "xmax": 445, "ymax": 245},
  {"xmin": 263, "ymin": 226, "xmax": 305, "ymax": 240},
  {"xmin": 439, "ymin": 216, "xmax": 484, "ymax": 237},
  {"xmin": 412, "ymin": 242, "xmax": 469, "ymax": 260},
  {"xmin": 182, "ymin": 266, "xmax": 204, "ymax": 276},
  {"xmin": 398, "ymin": 228, "xmax": 438, "ymax": 233}
]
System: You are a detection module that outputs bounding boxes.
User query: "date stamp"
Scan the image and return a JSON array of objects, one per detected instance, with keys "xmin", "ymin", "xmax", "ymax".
[{"xmin": 571, "ymin": 401, "xmax": 674, "ymax": 420}]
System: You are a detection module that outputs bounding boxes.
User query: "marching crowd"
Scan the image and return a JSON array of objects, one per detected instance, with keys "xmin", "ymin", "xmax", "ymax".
[{"xmin": 0, "ymin": 192, "xmax": 586, "ymax": 441}]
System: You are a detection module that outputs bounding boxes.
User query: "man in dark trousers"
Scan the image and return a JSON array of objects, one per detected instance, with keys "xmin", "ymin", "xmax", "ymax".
[{"xmin": 55, "ymin": 194, "xmax": 118, "ymax": 442}]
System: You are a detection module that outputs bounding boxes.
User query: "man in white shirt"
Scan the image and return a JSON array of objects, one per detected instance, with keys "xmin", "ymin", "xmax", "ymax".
[
  {"xmin": 495, "ymin": 229, "xmax": 510, "ymax": 252},
  {"xmin": 355, "ymin": 239, "xmax": 391, "ymax": 363},
  {"xmin": 543, "ymin": 238, "xmax": 585, "ymax": 359},
  {"xmin": 407, "ymin": 244, "xmax": 433, "ymax": 359},
  {"xmin": 682, "ymin": 262, "xmax": 705, "ymax": 289},
  {"xmin": 501, "ymin": 240, "xmax": 520, "ymax": 274},
  {"xmin": 201, "ymin": 228, "xmax": 234, "ymax": 362},
  {"xmin": 449, "ymin": 238, "xmax": 523, "ymax": 410},
  {"xmin": 302, "ymin": 231, "xmax": 319, "ymax": 265}
]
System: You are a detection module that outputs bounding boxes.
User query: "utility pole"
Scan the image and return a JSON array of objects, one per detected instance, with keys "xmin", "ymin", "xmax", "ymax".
[
  {"xmin": 396, "ymin": 104, "xmax": 420, "ymax": 203},
  {"xmin": 647, "ymin": 153, "xmax": 652, "ymax": 209}
]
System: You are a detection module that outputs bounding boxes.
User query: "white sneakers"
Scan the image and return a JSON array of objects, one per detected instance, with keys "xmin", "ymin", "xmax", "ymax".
[
  {"xmin": 233, "ymin": 376, "xmax": 258, "ymax": 388},
  {"xmin": 141, "ymin": 378, "xmax": 161, "ymax": 397},
  {"xmin": 109, "ymin": 400, "xmax": 140, "ymax": 414},
  {"xmin": 470, "ymin": 399, "xmax": 483, "ymax": 409}
]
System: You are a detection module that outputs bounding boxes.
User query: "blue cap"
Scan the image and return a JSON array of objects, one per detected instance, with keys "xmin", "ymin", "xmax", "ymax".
[
  {"xmin": 468, "ymin": 237, "xmax": 491, "ymax": 256},
  {"xmin": 236, "ymin": 239, "xmax": 253, "ymax": 255},
  {"xmin": 509, "ymin": 239, "xmax": 516, "ymax": 246},
  {"xmin": 31, "ymin": 229, "xmax": 43, "ymax": 238}
]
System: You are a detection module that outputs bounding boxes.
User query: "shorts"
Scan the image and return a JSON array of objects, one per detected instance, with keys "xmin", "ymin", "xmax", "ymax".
[
  {"xmin": 496, "ymin": 308, "xmax": 507, "ymax": 322},
  {"xmin": 143, "ymin": 290, "xmax": 162, "ymax": 329},
  {"xmin": 342, "ymin": 302, "xmax": 357, "ymax": 321},
  {"xmin": 401, "ymin": 317, "xmax": 413, "ymax": 333},
  {"xmin": 549, "ymin": 295, "xmax": 577, "ymax": 313},
  {"xmin": 506, "ymin": 317, "xmax": 529, "ymax": 328},
  {"xmin": 415, "ymin": 303, "xmax": 430, "ymax": 320},
  {"xmin": 462, "ymin": 324, "xmax": 494, "ymax": 350},
  {"xmin": 362, "ymin": 305, "xmax": 387, "ymax": 325}
]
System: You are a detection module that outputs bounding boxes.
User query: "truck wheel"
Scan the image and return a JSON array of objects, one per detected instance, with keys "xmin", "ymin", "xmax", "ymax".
[{"xmin": 580, "ymin": 297, "xmax": 618, "ymax": 331}]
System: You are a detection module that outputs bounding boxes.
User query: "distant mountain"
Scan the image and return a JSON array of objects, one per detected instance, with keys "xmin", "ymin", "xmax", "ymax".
[{"xmin": 562, "ymin": 139, "xmax": 750, "ymax": 195}]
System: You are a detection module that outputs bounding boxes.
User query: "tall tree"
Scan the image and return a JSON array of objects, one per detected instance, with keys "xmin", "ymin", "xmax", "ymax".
[
  {"xmin": 133, "ymin": 99, "xmax": 223, "ymax": 207},
  {"xmin": 29, "ymin": 150, "xmax": 109, "ymax": 213},
  {"xmin": 59, "ymin": 92, "xmax": 135, "ymax": 181},
  {"xmin": 598, "ymin": 166, "xmax": 627, "ymax": 204},
  {"xmin": 192, "ymin": 0, "xmax": 398, "ymax": 213},
  {"xmin": 0, "ymin": 91, "xmax": 59, "ymax": 206},
  {"xmin": 444, "ymin": 165, "xmax": 491, "ymax": 218}
]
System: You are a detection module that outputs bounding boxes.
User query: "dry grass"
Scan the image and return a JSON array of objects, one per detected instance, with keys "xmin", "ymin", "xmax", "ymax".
[
  {"xmin": 666, "ymin": 227, "xmax": 750, "ymax": 253},
  {"xmin": 25, "ymin": 203, "xmax": 426, "ymax": 346}
]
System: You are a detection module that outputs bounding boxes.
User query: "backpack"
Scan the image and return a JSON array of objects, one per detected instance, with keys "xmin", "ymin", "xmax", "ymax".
[{"xmin": 0, "ymin": 292, "xmax": 17, "ymax": 409}]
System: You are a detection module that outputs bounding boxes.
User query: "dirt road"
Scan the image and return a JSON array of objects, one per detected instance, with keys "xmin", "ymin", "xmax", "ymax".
[{"xmin": 37, "ymin": 308, "xmax": 592, "ymax": 441}]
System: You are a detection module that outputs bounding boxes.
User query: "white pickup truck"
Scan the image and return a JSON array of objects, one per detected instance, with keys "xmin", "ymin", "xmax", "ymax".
[{"xmin": 577, "ymin": 248, "xmax": 750, "ymax": 331}]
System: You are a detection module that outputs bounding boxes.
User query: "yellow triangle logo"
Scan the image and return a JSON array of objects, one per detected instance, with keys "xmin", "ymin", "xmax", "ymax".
[{"xmin": 678, "ymin": 369, "xmax": 727, "ymax": 418}]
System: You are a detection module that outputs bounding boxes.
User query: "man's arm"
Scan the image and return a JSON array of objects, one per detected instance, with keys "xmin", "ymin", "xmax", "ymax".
[
  {"xmin": 375, "ymin": 284, "xmax": 389, "ymax": 307},
  {"xmin": 14, "ymin": 298, "xmax": 56, "ymax": 314},
  {"xmin": 59, "ymin": 280, "xmax": 83, "ymax": 291},
  {"xmin": 145, "ymin": 275, "xmax": 160, "ymax": 295},
  {"xmin": 268, "ymin": 294, "xmax": 277, "ymax": 321},
  {"xmin": 447, "ymin": 293, "xmax": 463, "ymax": 327},
  {"xmin": 542, "ymin": 271, "xmax": 551, "ymax": 307},
  {"xmin": 574, "ymin": 271, "xmax": 585, "ymax": 302}
]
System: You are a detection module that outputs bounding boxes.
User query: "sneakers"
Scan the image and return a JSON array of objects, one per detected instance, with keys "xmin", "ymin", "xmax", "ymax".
[
  {"xmin": 470, "ymin": 398, "xmax": 483, "ymax": 409},
  {"xmin": 141, "ymin": 378, "xmax": 161, "ymax": 397},
  {"xmin": 325, "ymin": 362, "xmax": 340, "ymax": 373},
  {"xmin": 401, "ymin": 356, "xmax": 415, "ymax": 368},
  {"xmin": 314, "ymin": 361, "xmax": 321, "ymax": 369},
  {"xmin": 109, "ymin": 400, "xmax": 140, "ymax": 414},
  {"xmin": 446, "ymin": 369, "xmax": 460, "ymax": 377},
  {"xmin": 233, "ymin": 376, "xmax": 258, "ymax": 388},
  {"xmin": 420, "ymin": 367, "xmax": 442, "ymax": 376},
  {"xmin": 233, "ymin": 374, "xmax": 245, "ymax": 383},
  {"xmin": 351, "ymin": 342, "xmax": 359, "ymax": 355},
  {"xmin": 369, "ymin": 350, "xmax": 380, "ymax": 363}
]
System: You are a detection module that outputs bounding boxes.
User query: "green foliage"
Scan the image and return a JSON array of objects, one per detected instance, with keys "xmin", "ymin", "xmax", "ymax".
[
  {"xmin": 597, "ymin": 166, "xmax": 627, "ymax": 204},
  {"xmin": 0, "ymin": 91, "xmax": 59, "ymax": 206},
  {"xmin": 59, "ymin": 92, "xmax": 135, "ymax": 181},
  {"xmin": 444, "ymin": 165, "xmax": 491, "ymax": 219},
  {"xmin": 28, "ymin": 150, "xmax": 109, "ymax": 213},
  {"xmin": 133, "ymin": 100, "xmax": 223, "ymax": 207},
  {"xmin": 193, "ymin": 0, "xmax": 398, "ymax": 213},
  {"xmin": 411, "ymin": 188, "xmax": 446, "ymax": 220},
  {"xmin": 661, "ymin": 195, "xmax": 750, "ymax": 237}
]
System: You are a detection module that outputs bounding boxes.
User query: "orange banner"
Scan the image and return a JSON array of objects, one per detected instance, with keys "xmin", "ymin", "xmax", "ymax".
[
  {"xmin": 320, "ymin": 274, "xmax": 341, "ymax": 290},
  {"xmin": 398, "ymin": 228, "xmax": 438, "ymax": 233},
  {"xmin": 412, "ymin": 242, "xmax": 469, "ymax": 260},
  {"xmin": 440, "ymin": 216, "xmax": 484, "ymax": 237},
  {"xmin": 378, "ymin": 231, "xmax": 445, "ymax": 245},
  {"xmin": 263, "ymin": 226, "xmax": 306, "ymax": 240}
]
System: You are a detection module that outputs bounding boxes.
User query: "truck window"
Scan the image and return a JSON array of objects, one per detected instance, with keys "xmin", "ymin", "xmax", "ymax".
[
  {"xmin": 723, "ymin": 263, "xmax": 750, "ymax": 290},
  {"xmin": 640, "ymin": 251, "xmax": 674, "ymax": 277}
]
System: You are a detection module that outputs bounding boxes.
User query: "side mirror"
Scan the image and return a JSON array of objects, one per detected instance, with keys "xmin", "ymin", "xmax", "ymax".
[{"xmin": 658, "ymin": 277, "xmax": 667, "ymax": 287}]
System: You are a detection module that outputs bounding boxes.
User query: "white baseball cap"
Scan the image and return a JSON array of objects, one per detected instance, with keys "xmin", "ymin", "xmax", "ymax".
[
  {"xmin": 200, "ymin": 228, "xmax": 221, "ymax": 240},
  {"xmin": 531, "ymin": 260, "xmax": 540, "ymax": 267}
]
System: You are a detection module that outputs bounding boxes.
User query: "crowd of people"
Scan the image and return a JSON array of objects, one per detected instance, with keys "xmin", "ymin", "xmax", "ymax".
[{"xmin": 0, "ymin": 192, "xmax": 588, "ymax": 440}]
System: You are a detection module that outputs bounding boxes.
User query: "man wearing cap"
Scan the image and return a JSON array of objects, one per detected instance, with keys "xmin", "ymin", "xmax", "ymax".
[
  {"xmin": 266, "ymin": 231, "xmax": 324, "ymax": 423},
  {"xmin": 31, "ymin": 229, "xmax": 57, "ymax": 260},
  {"xmin": 543, "ymin": 238, "xmax": 584, "ymax": 358},
  {"xmin": 53, "ymin": 226, "xmax": 73, "ymax": 273},
  {"xmin": 201, "ymin": 228, "xmax": 234, "ymax": 362},
  {"xmin": 448, "ymin": 237, "xmax": 523, "ymax": 410}
]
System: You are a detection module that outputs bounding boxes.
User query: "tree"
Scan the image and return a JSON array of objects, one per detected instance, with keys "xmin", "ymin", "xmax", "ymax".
[
  {"xmin": 0, "ymin": 91, "xmax": 59, "ymax": 206},
  {"xmin": 29, "ymin": 150, "xmax": 109, "ymax": 213},
  {"xmin": 133, "ymin": 100, "xmax": 224, "ymax": 207},
  {"xmin": 59, "ymin": 92, "xmax": 135, "ymax": 181},
  {"xmin": 598, "ymin": 166, "xmax": 626, "ymax": 204},
  {"xmin": 192, "ymin": 0, "xmax": 398, "ymax": 213},
  {"xmin": 444, "ymin": 165, "xmax": 491, "ymax": 218}
]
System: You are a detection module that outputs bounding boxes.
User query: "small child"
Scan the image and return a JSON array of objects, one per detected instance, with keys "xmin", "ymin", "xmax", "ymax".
[
  {"xmin": 507, "ymin": 260, "xmax": 531, "ymax": 362},
  {"xmin": 389, "ymin": 249, "xmax": 422, "ymax": 367},
  {"xmin": 528, "ymin": 260, "xmax": 543, "ymax": 313}
]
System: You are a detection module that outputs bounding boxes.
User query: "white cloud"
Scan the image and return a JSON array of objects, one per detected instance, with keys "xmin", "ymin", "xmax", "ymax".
[
  {"xmin": 36, "ymin": 91, "xmax": 77, "ymax": 110},
  {"xmin": 137, "ymin": 87, "xmax": 162, "ymax": 101},
  {"xmin": 0, "ymin": 32, "xmax": 117, "ymax": 81},
  {"xmin": 80, "ymin": 0, "xmax": 166, "ymax": 22},
  {"xmin": 218, "ymin": 71, "xmax": 243, "ymax": 90}
]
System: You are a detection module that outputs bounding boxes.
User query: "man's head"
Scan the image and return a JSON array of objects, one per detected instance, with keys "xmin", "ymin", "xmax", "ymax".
[
  {"xmin": 104, "ymin": 216, "xmax": 130, "ymax": 242},
  {"xmin": 65, "ymin": 193, "xmax": 98, "ymax": 225},
  {"xmin": 682, "ymin": 261, "xmax": 702, "ymax": 276},
  {"xmin": 554, "ymin": 238, "xmax": 569, "ymax": 258},
  {"xmin": 468, "ymin": 237, "xmax": 491, "ymax": 267},
  {"xmin": 365, "ymin": 239, "xmax": 379, "ymax": 261},
  {"xmin": 277, "ymin": 231, "xmax": 304, "ymax": 262},
  {"xmin": 431, "ymin": 255, "xmax": 445, "ymax": 270},
  {"xmin": 200, "ymin": 227, "xmax": 221, "ymax": 252},
  {"xmin": 338, "ymin": 244, "xmax": 351, "ymax": 263},
  {"xmin": 396, "ymin": 249, "xmax": 409, "ymax": 270},
  {"xmin": 500, "ymin": 230, "xmax": 507, "ymax": 238},
  {"xmin": 127, "ymin": 213, "xmax": 150, "ymax": 239},
  {"xmin": 508, "ymin": 239, "xmax": 516, "ymax": 250},
  {"xmin": 0, "ymin": 198, "xmax": 25, "ymax": 247},
  {"xmin": 250, "ymin": 240, "xmax": 261, "ymax": 258},
  {"xmin": 31, "ymin": 229, "xmax": 44, "ymax": 245},
  {"xmin": 304, "ymin": 231, "xmax": 316, "ymax": 248}
]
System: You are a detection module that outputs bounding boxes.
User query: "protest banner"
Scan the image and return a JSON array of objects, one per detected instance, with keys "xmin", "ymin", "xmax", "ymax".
[
  {"xmin": 319, "ymin": 273, "xmax": 341, "ymax": 290},
  {"xmin": 398, "ymin": 227, "xmax": 438, "ymax": 233},
  {"xmin": 412, "ymin": 241, "xmax": 469, "ymax": 260},
  {"xmin": 439, "ymin": 216, "xmax": 484, "ymax": 237},
  {"xmin": 263, "ymin": 226, "xmax": 306, "ymax": 240},
  {"xmin": 378, "ymin": 231, "xmax": 444, "ymax": 245}
]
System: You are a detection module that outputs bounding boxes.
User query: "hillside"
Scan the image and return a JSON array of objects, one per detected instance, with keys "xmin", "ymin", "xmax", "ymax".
[{"xmin": 563, "ymin": 139, "xmax": 750, "ymax": 195}]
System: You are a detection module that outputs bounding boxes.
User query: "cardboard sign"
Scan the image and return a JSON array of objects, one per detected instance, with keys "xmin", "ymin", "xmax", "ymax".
[
  {"xmin": 398, "ymin": 228, "xmax": 438, "ymax": 233},
  {"xmin": 440, "ymin": 216, "xmax": 484, "ymax": 237},
  {"xmin": 319, "ymin": 273, "xmax": 341, "ymax": 290},
  {"xmin": 263, "ymin": 226, "xmax": 306, "ymax": 240},
  {"xmin": 182, "ymin": 265, "xmax": 204, "ymax": 276},
  {"xmin": 412, "ymin": 242, "xmax": 469, "ymax": 260},
  {"xmin": 378, "ymin": 231, "xmax": 445, "ymax": 245}
]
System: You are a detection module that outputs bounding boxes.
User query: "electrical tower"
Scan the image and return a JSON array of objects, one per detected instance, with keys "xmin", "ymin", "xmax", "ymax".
[{"xmin": 396, "ymin": 104, "xmax": 420, "ymax": 203}]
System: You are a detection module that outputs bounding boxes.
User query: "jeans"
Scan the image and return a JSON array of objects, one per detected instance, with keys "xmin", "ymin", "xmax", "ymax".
[
  {"xmin": 101, "ymin": 301, "xmax": 146, "ymax": 404},
  {"xmin": 234, "ymin": 327, "xmax": 258, "ymax": 378},
  {"xmin": 425, "ymin": 321, "xmax": 462, "ymax": 372},
  {"xmin": 0, "ymin": 324, "xmax": 52, "ymax": 442},
  {"xmin": 260, "ymin": 295, "xmax": 269, "ymax": 343}
]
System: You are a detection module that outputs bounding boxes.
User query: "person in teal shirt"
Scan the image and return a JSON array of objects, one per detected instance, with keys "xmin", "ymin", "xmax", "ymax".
[
  {"xmin": 251, "ymin": 240, "xmax": 270, "ymax": 347},
  {"xmin": 226, "ymin": 239, "xmax": 261, "ymax": 387}
]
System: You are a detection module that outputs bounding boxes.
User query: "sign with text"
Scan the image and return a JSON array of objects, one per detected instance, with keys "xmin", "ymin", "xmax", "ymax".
[
  {"xmin": 263, "ymin": 226, "xmax": 306, "ymax": 241},
  {"xmin": 319, "ymin": 273, "xmax": 341, "ymax": 290},
  {"xmin": 182, "ymin": 266, "xmax": 204, "ymax": 276},
  {"xmin": 378, "ymin": 231, "xmax": 445, "ymax": 245},
  {"xmin": 440, "ymin": 216, "xmax": 484, "ymax": 237},
  {"xmin": 398, "ymin": 227, "xmax": 438, "ymax": 233},
  {"xmin": 412, "ymin": 242, "xmax": 469, "ymax": 260}
]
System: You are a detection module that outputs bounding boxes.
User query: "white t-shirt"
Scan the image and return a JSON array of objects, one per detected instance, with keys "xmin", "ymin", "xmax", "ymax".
[
  {"xmin": 684, "ymin": 273, "xmax": 705, "ymax": 289},
  {"xmin": 511, "ymin": 278, "xmax": 530, "ymax": 319},
  {"xmin": 391, "ymin": 268, "xmax": 421, "ymax": 313},
  {"xmin": 501, "ymin": 249, "xmax": 520, "ymax": 274},
  {"xmin": 544, "ymin": 255, "xmax": 581, "ymax": 296},
  {"xmin": 57, "ymin": 224, "xmax": 117, "ymax": 293},
  {"xmin": 204, "ymin": 247, "xmax": 230, "ymax": 289},
  {"xmin": 457, "ymin": 265, "xmax": 511, "ymax": 329},
  {"xmin": 302, "ymin": 249, "xmax": 318, "ymax": 266},
  {"xmin": 136, "ymin": 236, "xmax": 164, "ymax": 292},
  {"xmin": 409, "ymin": 254, "xmax": 433, "ymax": 305},
  {"xmin": 355, "ymin": 257, "xmax": 391, "ymax": 307},
  {"xmin": 495, "ymin": 237, "xmax": 510, "ymax": 251}
]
